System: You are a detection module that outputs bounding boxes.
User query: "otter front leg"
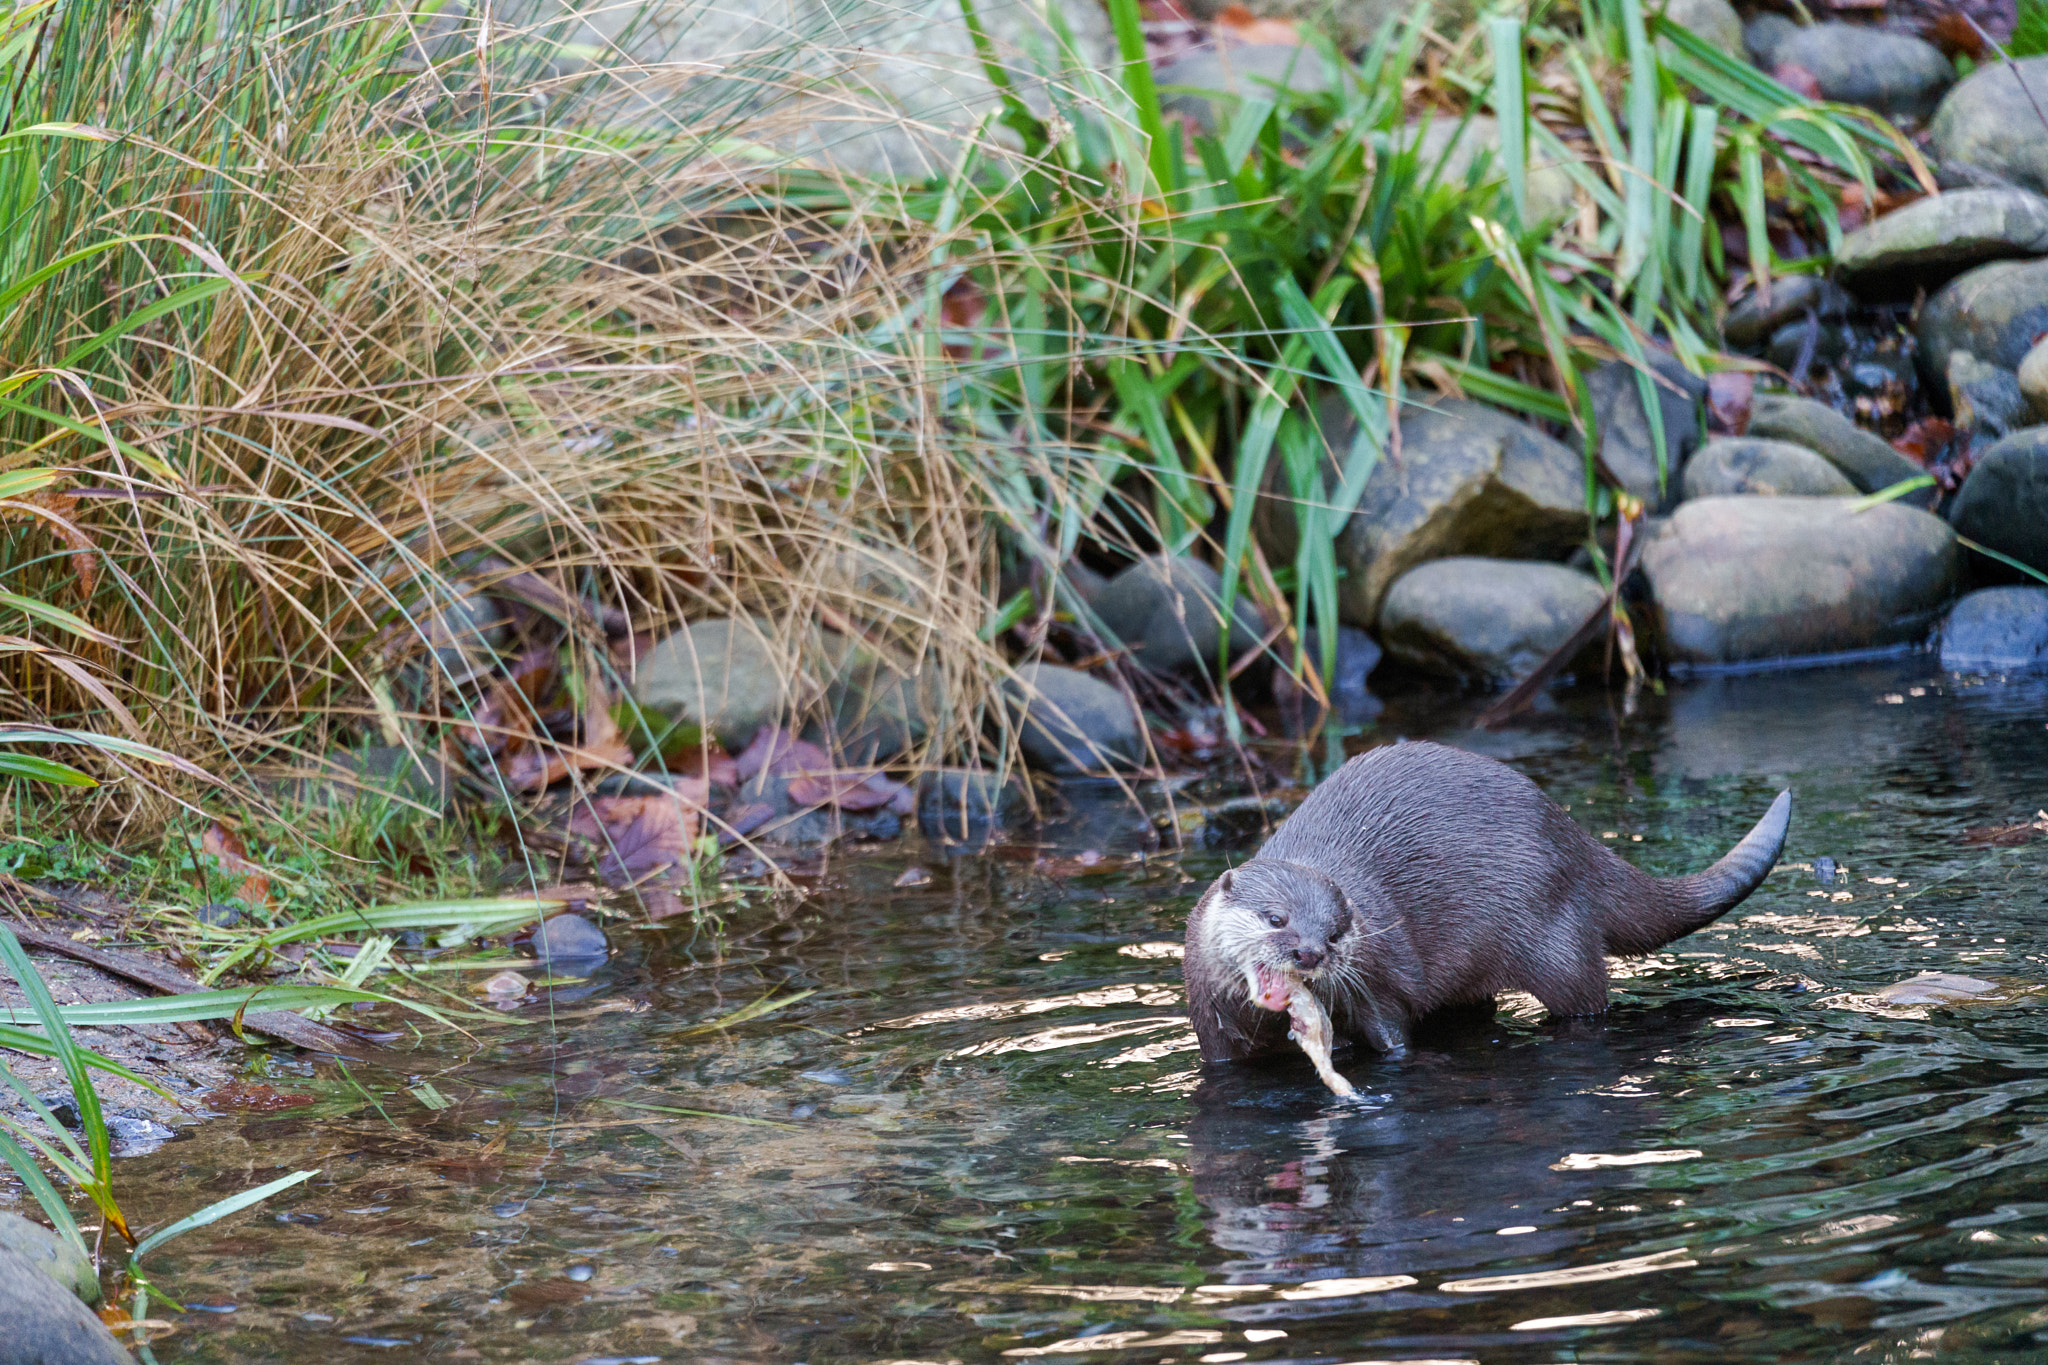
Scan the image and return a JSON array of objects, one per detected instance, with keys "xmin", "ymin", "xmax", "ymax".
[{"xmin": 1347, "ymin": 1002, "xmax": 1411, "ymax": 1059}]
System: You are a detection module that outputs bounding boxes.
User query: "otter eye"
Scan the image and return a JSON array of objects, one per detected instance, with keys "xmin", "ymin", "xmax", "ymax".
[{"xmin": 1266, "ymin": 913, "xmax": 1286, "ymax": 929}]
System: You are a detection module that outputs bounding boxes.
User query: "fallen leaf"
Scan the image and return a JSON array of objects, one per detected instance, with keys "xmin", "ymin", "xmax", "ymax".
[
  {"xmin": 1771, "ymin": 63, "xmax": 1823, "ymax": 100},
  {"xmin": 201, "ymin": 822, "xmax": 272, "ymax": 908},
  {"xmin": 1893, "ymin": 416, "xmax": 1956, "ymax": 468},
  {"xmin": 723, "ymin": 802, "xmax": 778, "ymax": 840},
  {"xmin": 1216, "ymin": 2, "xmax": 1300, "ymax": 42},
  {"xmin": 503, "ymin": 675, "xmax": 633, "ymax": 791},
  {"xmin": 733, "ymin": 727, "xmax": 831, "ymax": 782},
  {"xmin": 1706, "ymin": 370, "xmax": 1754, "ymax": 436},
  {"xmin": 788, "ymin": 769, "xmax": 912, "ymax": 812},
  {"xmin": 506, "ymin": 1278, "xmax": 591, "ymax": 1308},
  {"xmin": 566, "ymin": 788, "xmax": 709, "ymax": 885},
  {"xmin": 206, "ymin": 1083, "xmax": 315, "ymax": 1112},
  {"xmin": 1923, "ymin": 11, "xmax": 1988, "ymax": 59}
]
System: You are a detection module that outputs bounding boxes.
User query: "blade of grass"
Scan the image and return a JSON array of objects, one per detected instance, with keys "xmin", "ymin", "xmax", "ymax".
[{"xmin": 131, "ymin": 1168, "xmax": 318, "ymax": 1263}]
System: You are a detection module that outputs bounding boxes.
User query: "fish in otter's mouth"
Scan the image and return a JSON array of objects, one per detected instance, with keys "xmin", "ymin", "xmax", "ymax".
[{"xmin": 1244, "ymin": 963, "xmax": 1354, "ymax": 1097}]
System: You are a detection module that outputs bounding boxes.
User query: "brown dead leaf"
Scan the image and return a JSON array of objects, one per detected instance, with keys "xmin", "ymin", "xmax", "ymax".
[
  {"xmin": 1706, "ymin": 370, "xmax": 1754, "ymax": 436},
  {"xmin": 201, "ymin": 822, "xmax": 271, "ymax": 907},
  {"xmin": 733, "ymin": 727, "xmax": 832, "ymax": 782},
  {"xmin": 1216, "ymin": 2, "xmax": 1300, "ymax": 42},
  {"xmin": 1771, "ymin": 63, "xmax": 1823, "ymax": 100},
  {"xmin": 0, "ymin": 488, "xmax": 98, "ymax": 599},
  {"xmin": 1893, "ymin": 416, "xmax": 1956, "ymax": 468},
  {"xmin": 206, "ymin": 1083, "xmax": 315, "ymax": 1112},
  {"xmin": 566, "ymin": 788, "xmax": 710, "ymax": 885},
  {"xmin": 507, "ymin": 1279, "xmax": 592, "ymax": 1309},
  {"xmin": 787, "ymin": 770, "xmax": 912, "ymax": 813},
  {"xmin": 504, "ymin": 676, "xmax": 632, "ymax": 791},
  {"xmin": 1963, "ymin": 810, "xmax": 2048, "ymax": 847}
]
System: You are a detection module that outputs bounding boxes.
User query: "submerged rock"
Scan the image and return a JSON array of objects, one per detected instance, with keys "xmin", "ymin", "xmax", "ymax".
[
  {"xmin": 1744, "ymin": 20, "xmax": 1953, "ymax": 120},
  {"xmin": 1006, "ymin": 662, "xmax": 1145, "ymax": 774},
  {"xmin": 1744, "ymin": 394, "xmax": 1931, "ymax": 498},
  {"xmin": 1917, "ymin": 256, "xmax": 2048, "ymax": 382},
  {"xmin": 0, "ymin": 1243, "xmax": 128, "ymax": 1364},
  {"xmin": 917, "ymin": 768, "xmax": 1032, "ymax": 843},
  {"xmin": 0, "ymin": 1213, "xmax": 95, "ymax": 1305},
  {"xmin": 1257, "ymin": 397, "xmax": 1586, "ymax": 629},
  {"xmin": 531, "ymin": 914, "xmax": 608, "ymax": 968},
  {"xmin": 1378, "ymin": 558, "xmax": 1606, "ymax": 687},
  {"xmin": 1681, "ymin": 438, "xmax": 1857, "ymax": 499},
  {"xmin": 1931, "ymin": 56, "xmax": 2048, "ymax": 197},
  {"xmin": 1834, "ymin": 188, "xmax": 2048, "ymax": 296},
  {"xmin": 1948, "ymin": 427, "xmax": 2048, "ymax": 576},
  {"xmin": 1940, "ymin": 586, "xmax": 2048, "ymax": 672},
  {"xmin": 633, "ymin": 616, "xmax": 809, "ymax": 752},
  {"xmin": 1589, "ymin": 353, "xmax": 1708, "ymax": 511},
  {"xmin": 1640, "ymin": 497, "xmax": 1957, "ymax": 665},
  {"xmin": 1875, "ymin": 971, "xmax": 2003, "ymax": 1005},
  {"xmin": 1091, "ymin": 555, "xmax": 1264, "ymax": 677}
]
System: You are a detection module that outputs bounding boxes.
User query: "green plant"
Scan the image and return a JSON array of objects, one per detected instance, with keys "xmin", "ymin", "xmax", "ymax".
[{"xmin": 2010, "ymin": 0, "xmax": 2048, "ymax": 57}]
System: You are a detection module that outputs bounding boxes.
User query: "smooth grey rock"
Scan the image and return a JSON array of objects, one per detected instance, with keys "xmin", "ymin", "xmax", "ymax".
[
  {"xmin": 1681, "ymin": 438, "xmax": 1858, "ymax": 499},
  {"xmin": 0, "ymin": 1242, "xmax": 127, "ymax": 1363},
  {"xmin": 1654, "ymin": 0, "xmax": 1742, "ymax": 57},
  {"xmin": 501, "ymin": 0, "xmax": 1115, "ymax": 179},
  {"xmin": 917, "ymin": 768, "xmax": 1032, "ymax": 843},
  {"xmin": 1940, "ymin": 586, "xmax": 2048, "ymax": 672},
  {"xmin": 1949, "ymin": 426, "xmax": 2048, "ymax": 575},
  {"xmin": 1589, "ymin": 353, "xmax": 1708, "ymax": 511},
  {"xmin": 633, "ymin": 616, "xmax": 809, "ymax": 752},
  {"xmin": 1274, "ymin": 625, "xmax": 1383, "ymax": 724},
  {"xmin": 1947, "ymin": 351, "xmax": 2030, "ymax": 439},
  {"xmin": 1746, "ymin": 21, "xmax": 1954, "ymax": 120},
  {"xmin": 1091, "ymin": 555, "xmax": 1264, "ymax": 676},
  {"xmin": 1156, "ymin": 43, "xmax": 1330, "ymax": 137},
  {"xmin": 1006, "ymin": 662, "xmax": 1144, "ymax": 774},
  {"xmin": 811, "ymin": 632, "xmax": 945, "ymax": 764},
  {"xmin": 319, "ymin": 745, "xmax": 451, "ymax": 814},
  {"xmin": 2019, "ymin": 337, "xmax": 2048, "ymax": 421},
  {"xmin": 1766, "ymin": 318, "xmax": 1855, "ymax": 372},
  {"xmin": 1745, "ymin": 393, "xmax": 1932, "ymax": 498},
  {"xmin": 1917, "ymin": 256, "xmax": 2048, "ymax": 384},
  {"xmin": 196, "ymin": 902, "xmax": 243, "ymax": 928},
  {"xmin": 1835, "ymin": 189, "xmax": 2048, "ymax": 295},
  {"xmin": 1722, "ymin": 274, "xmax": 1852, "ymax": 349},
  {"xmin": 1395, "ymin": 115, "xmax": 1579, "ymax": 226},
  {"xmin": 1931, "ymin": 56, "xmax": 2048, "ymax": 198},
  {"xmin": 0, "ymin": 1213, "xmax": 95, "ymax": 1305},
  {"xmin": 1256, "ymin": 397, "xmax": 1587, "ymax": 629},
  {"xmin": 1875, "ymin": 971, "xmax": 2002, "ymax": 1005},
  {"xmin": 1641, "ymin": 497, "xmax": 1958, "ymax": 665},
  {"xmin": 1379, "ymin": 558, "xmax": 1606, "ymax": 687},
  {"xmin": 531, "ymin": 914, "xmax": 608, "ymax": 966}
]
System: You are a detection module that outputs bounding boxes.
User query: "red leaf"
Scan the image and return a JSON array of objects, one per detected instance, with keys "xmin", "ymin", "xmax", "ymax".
[
  {"xmin": 1892, "ymin": 416, "xmax": 1955, "ymax": 468},
  {"xmin": 733, "ymin": 727, "xmax": 831, "ymax": 782},
  {"xmin": 504, "ymin": 677, "xmax": 633, "ymax": 791},
  {"xmin": 1772, "ymin": 63, "xmax": 1823, "ymax": 100},
  {"xmin": 201, "ymin": 822, "xmax": 271, "ymax": 908},
  {"xmin": 787, "ymin": 769, "xmax": 910, "ymax": 812},
  {"xmin": 565, "ymin": 789, "xmax": 708, "ymax": 885},
  {"xmin": 1216, "ymin": 2, "xmax": 1300, "ymax": 42},
  {"xmin": 1706, "ymin": 370, "xmax": 1754, "ymax": 436}
]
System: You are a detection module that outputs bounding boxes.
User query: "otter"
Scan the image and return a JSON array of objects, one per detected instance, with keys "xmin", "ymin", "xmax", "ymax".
[{"xmin": 1183, "ymin": 741, "xmax": 1791, "ymax": 1065}]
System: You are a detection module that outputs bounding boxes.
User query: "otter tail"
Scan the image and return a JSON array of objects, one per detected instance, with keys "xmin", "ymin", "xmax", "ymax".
[{"xmin": 1604, "ymin": 790, "xmax": 1792, "ymax": 955}]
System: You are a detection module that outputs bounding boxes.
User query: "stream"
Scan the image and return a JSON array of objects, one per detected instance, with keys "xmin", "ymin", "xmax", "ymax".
[{"xmin": 110, "ymin": 658, "xmax": 2048, "ymax": 1363}]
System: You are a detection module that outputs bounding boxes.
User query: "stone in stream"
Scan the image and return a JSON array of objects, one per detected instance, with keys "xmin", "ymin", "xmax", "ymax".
[
  {"xmin": 1940, "ymin": 587, "xmax": 2048, "ymax": 672},
  {"xmin": 1681, "ymin": 438, "xmax": 1857, "ymax": 499},
  {"xmin": 1765, "ymin": 319, "xmax": 1855, "ymax": 373},
  {"xmin": 1834, "ymin": 189, "xmax": 2048, "ymax": 296},
  {"xmin": 1743, "ymin": 19, "xmax": 1954, "ymax": 121},
  {"xmin": 1155, "ymin": 43, "xmax": 1331, "ymax": 137},
  {"xmin": 1875, "ymin": 971, "xmax": 2003, "ymax": 1006},
  {"xmin": 1640, "ymin": 497, "xmax": 1958, "ymax": 666},
  {"xmin": 1255, "ymin": 397, "xmax": 1586, "ymax": 629},
  {"xmin": 1090, "ymin": 555, "xmax": 1265, "ymax": 677},
  {"xmin": 1930, "ymin": 56, "xmax": 2048, "ymax": 197},
  {"xmin": 0, "ymin": 1212, "xmax": 96, "ymax": 1305},
  {"xmin": 1588, "ymin": 353, "xmax": 1709, "ymax": 511},
  {"xmin": 1916, "ymin": 256, "xmax": 2048, "ymax": 383},
  {"xmin": 2020, "ymin": 337, "xmax": 2048, "ymax": 421},
  {"xmin": 1005, "ymin": 662, "xmax": 1145, "ymax": 774},
  {"xmin": 1722, "ymin": 275, "xmax": 1853, "ymax": 350},
  {"xmin": 812, "ymin": 631, "xmax": 946, "ymax": 765},
  {"xmin": 530, "ymin": 913, "xmax": 609, "ymax": 967},
  {"xmin": 917, "ymin": 768, "xmax": 1032, "ymax": 843},
  {"xmin": 1948, "ymin": 427, "xmax": 2048, "ymax": 576},
  {"xmin": 1744, "ymin": 394, "xmax": 1933, "ymax": 499},
  {"xmin": 1378, "ymin": 558, "xmax": 1607, "ymax": 688},
  {"xmin": 632, "ymin": 616, "xmax": 812, "ymax": 753},
  {"xmin": 0, "ymin": 1242, "xmax": 128, "ymax": 1364},
  {"xmin": 1946, "ymin": 351, "xmax": 2031, "ymax": 440}
]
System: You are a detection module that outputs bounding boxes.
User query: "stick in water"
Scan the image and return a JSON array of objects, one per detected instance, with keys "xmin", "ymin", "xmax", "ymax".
[{"xmin": 1285, "ymin": 982, "xmax": 1355, "ymax": 1097}]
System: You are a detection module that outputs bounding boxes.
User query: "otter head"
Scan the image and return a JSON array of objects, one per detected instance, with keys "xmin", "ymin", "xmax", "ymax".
[{"xmin": 1204, "ymin": 861, "xmax": 1352, "ymax": 1014}]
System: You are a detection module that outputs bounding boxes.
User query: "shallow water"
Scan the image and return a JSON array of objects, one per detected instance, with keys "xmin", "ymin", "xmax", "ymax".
[{"xmin": 104, "ymin": 659, "xmax": 2048, "ymax": 1363}]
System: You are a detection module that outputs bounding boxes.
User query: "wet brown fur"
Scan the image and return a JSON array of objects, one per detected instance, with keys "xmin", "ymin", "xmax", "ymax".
[{"xmin": 1183, "ymin": 741, "xmax": 1791, "ymax": 1064}]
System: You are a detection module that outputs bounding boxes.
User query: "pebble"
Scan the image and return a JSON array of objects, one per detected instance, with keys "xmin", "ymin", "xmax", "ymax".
[
  {"xmin": 1875, "ymin": 972, "xmax": 2002, "ymax": 1006},
  {"xmin": 1681, "ymin": 438, "xmax": 1857, "ymax": 499},
  {"xmin": 1834, "ymin": 188, "xmax": 2048, "ymax": 295},
  {"xmin": 531, "ymin": 913, "xmax": 608, "ymax": 966}
]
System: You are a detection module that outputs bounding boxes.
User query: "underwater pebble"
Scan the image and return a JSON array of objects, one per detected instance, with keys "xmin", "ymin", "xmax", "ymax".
[
  {"xmin": 893, "ymin": 866, "xmax": 931, "ymax": 887},
  {"xmin": 481, "ymin": 970, "xmax": 530, "ymax": 999},
  {"xmin": 565, "ymin": 1264, "xmax": 595, "ymax": 1282},
  {"xmin": 1876, "ymin": 972, "xmax": 2002, "ymax": 1005},
  {"xmin": 532, "ymin": 913, "xmax": 608, "ymax": 964},
  {"xmin": 799, "ymin": 1068, "xmax": 853, "ymax": 1086},
  {"xmin": 490, "ymin": 1201, "xmax": 526, "ymax": 1218}
]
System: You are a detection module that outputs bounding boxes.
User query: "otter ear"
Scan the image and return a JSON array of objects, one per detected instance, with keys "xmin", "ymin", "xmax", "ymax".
[{"xmin": 1217, "ymin": 870, "xmax": 1235, "ymax": 896}]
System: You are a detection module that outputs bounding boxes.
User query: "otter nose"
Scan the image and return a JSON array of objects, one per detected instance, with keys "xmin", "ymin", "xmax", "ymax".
[{"xmin": 1292, "ymin": 946, "xmax": 1324, "ymax": 970}]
